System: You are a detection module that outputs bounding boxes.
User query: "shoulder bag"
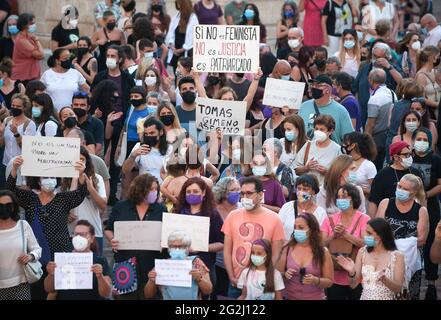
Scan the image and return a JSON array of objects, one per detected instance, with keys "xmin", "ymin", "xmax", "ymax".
[
  {"xmin": 20, "ymin": 220, "xmax": 43, "ymax": 284},
  {"xmin": 115, "ymin": 106, "xmax": 134, "ymax": 167}
]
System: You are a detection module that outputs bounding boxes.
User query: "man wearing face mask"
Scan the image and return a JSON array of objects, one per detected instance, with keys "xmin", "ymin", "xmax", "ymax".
[
  {"xmin": 333, "ymin": 72, "xmax": 361, "ymax": 131},
  {"xmin": 222, "ymin": 177, "xmax": 285, "ymax": 299},
  {"xmin": 421, "ymin": 14, "xmax": 441, "ymax": 48},
  {"xmin": 313, "ymin": 47, "xmax": 328, "ymax": 76},
  {"xmin": 354, "ymin": 41, "xmax": 403, "ymax": 128},
  {"xmin": 50, "ymin": 5, "xmax": 80, "ymax": 52},
  {"xmin": 259, "ymin": 60, "xmax": 292, "ymax": 88},
  {"xmin": 94, "ymin": 0, "xmax": 122, "ymax": 29},
  {"xmin": 364, "ymin": 68, "xmax": 397, "ymax": 170},
  {"xmin": 368, "ymin": 141, "xmax": 423, "ymax": 218},
  {"xmin": 277, "ymin": 27, "xmax": 304, "ymax": 60},
  {"xmin": 175, "ymin": 77, "xmax": 198, "ymax": 133},
  {"xmin": 298, "ymin": 74, "xmax": 353, "ymax": 144}
]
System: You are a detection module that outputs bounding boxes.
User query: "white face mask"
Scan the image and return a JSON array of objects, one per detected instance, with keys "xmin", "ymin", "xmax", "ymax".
[
  {"xmin": 145, "ymin": 76, "xmax": 157, "ymax": 86},
  {"xmin": 414, "ymin": 140, "xmax": 429, "ymax": 153},
  {"xmin": 40, "ymin": 178, "xmax": 57, "ymax": 192},
  {"xmin": 106, "ymin": 58, "xmax": 118, "ymax": 69},
  {"xmin": 288, "ymin": 39, "xmax": 300, "ymax": 49},
  {"xmin": 401, "ymin": 156, "xmax": 413, "ymax": 169},
  {"xmin": 144, "ymin": 52, "xmax": 154, "ymax": 58},
  {"xmin": 241, "ymin": 198, "xmax": 256, "ymax": 211},
  {"xmin": 69, "ymin": 19, "xmax": 79, "ymax": 29},
  {"xmin": 72, "ymin": 235, "xmax": 89, "ymax": 252},
  {"xmin": 411, "ymin": 41, "xmax": 421, "ymax": 51},
  {"xmin": 405, "ymin": 121, "xmax": 418, "ymax": 133},
  {"xmin": 314, "ymin": 130, "xmax": 328, "ymax": 142},
  {"xmin": 232, "ymin": 149, "xmax": 241, "ymax": 161}
]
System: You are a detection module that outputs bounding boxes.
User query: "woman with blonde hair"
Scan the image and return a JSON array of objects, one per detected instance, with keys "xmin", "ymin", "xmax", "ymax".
[
  {"xmin": 336, "ymin": 29, "xmax": 361, "ymax": 78},
  {"xmin": 376, "ymin": 173, "xmax": 429, "ymax": 300},
  {"xmin": 416, "ymin": 46, "xmax": 440, "ymax": 119},
  {"xmin": 317, "ymin": 154, "xmax": 367, "ymax": 215},
  {"xmin": 157, "ymin": 101, "xmax": 185, "ymax": 144}
]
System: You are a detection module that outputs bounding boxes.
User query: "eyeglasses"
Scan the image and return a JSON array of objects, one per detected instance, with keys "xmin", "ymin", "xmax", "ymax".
[{"xmin": 399, "ymin": 153, "xmax": 412, "ymax": 157}]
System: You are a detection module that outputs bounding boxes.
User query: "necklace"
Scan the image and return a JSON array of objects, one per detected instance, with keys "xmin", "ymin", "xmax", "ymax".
[{"xmin": 298, "ymin": 201, "xmax": 314, "ymax": 213}]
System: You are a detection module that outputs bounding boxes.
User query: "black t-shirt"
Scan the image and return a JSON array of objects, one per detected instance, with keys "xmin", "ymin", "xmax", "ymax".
[
  {"xmin": 369, "ymin": 166, "xmax": 424, "ymax": 206},
  {"xmin": 56, "ymin": 254, "xmax": 110, "ymax": 300},
  {"xmin": 51, "ymin": 24, "xmax": 79, "ymax": 48},
  {"xmin": 79, "ymin": 115, "xmax": 105, "ymax": 146},
  {"xmin": 321, "ymin": 0, "xmax": 353, "ymax": 36},
  {"xmin": 0, "ymin": 1, "xmax": 11, "ymax": 35},
  {"xmin": 225, "ymin": 79, "xmax": 251, "ymax": 101},
  {"xmin": 0, "ymin": 38, "xmax": 14, "ymax": 61}
]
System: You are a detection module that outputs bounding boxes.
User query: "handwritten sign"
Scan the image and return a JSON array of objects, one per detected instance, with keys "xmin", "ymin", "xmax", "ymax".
[
  {"xmin": 263, "ymin": 78, "xmax": 306, "ymax": 109},
  {"xmin": 193, "ymin": 25, "xmax": 260, "ymax": 73},
  {"xmin": 114, "ymin": 221, "xmax": 162, "ymax": 251},
  {"xmin": 196, "ymin": 97, "xmax": 246, "ymax": 136},
  {"xmin": 21, "ymin": 136, "xmax": 80, "ymax": 178},
  {"xmin": 161, "ymin": 213, "xmax": 210, "ymax": 252},
  {"xmin": 155, "ymin": 259, "xmax": 192, "ymax": 288},
  {"xmin": 54, "ymin": 252, "xmax": 93, "ymax": 290}
]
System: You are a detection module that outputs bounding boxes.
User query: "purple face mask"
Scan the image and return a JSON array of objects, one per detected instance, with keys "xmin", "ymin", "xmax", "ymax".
[
  {"xmin": 226, "ymin": 191, "xmax": 241, "ymax": 205},
  {"xmin": 145, "ymin": 191, "xmax": 158, "ymax": 204},
  {"xmin": 186, "ymin": 194, "xmax": 203, "ymax": 205},
  {"xmin": 262, "ymin": 106, "xmax": 272, "ymax": 118}
]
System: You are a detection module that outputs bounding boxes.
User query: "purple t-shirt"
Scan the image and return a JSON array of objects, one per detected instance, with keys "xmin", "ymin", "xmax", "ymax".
[
  {"xmin": 340, "ymin": 94, "xmax": 361, "ymax": 132},
  {"xmin": 194, "ymin": 1, "xmax": 223, "ymax": 25},
  {"xmin": 262, "ymin": 178, "xmax": 286, "ymax": 208}
]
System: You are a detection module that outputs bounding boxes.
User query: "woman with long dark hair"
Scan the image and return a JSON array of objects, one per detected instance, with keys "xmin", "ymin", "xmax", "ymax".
[
  {"xmin": 392, "ymin": 110, "xmax": 423, "ymax": 149},
  {"xmin": 276, "ymin": 2, "xmax": 299, "ymax": 59},
  {"xmin": 72, "ymin": 36, "xmax": 98, "ymax": 85},
  {"xmin": 297, "ymin": 46, "xmax": 315, "ymax": 99},
  {"xmin": 409, "ymin": 98, "xmax": 438, "ymax": 150},
  {"xmin": 31, "ymin": 93, "xmax": 58, "ymax": 137},
  {"xmin": 277, "ymin": 213, "xmax": 333, "ymax": 300},
  {"xmin": 337, "ymin": 218, "xmax": 405, "ymax": 300},
  {"xmin": 240, "ymin": 3, "xmax": 267, "ymax": 43},
  {"xmin": 397, "ymin": 32, "xmax": 420, "ymax": 78},
  {"xmin": 280, "ymin": 114, "xmax": 308, "ymax": 169}
]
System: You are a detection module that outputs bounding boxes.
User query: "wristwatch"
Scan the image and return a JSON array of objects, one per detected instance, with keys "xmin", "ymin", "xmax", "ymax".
[{"xmin": 387, "ymin": 65, "xmax": 394, "ymax": 71}]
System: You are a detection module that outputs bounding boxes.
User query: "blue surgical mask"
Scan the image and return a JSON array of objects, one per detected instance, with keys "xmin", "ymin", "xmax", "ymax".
[
  {"xmin": 285, "ymin": 130, "xmax": 297, "ymax": 142},
  {"xmin": 251, "ymin": 255, "xmax": 266, "ymax": 266},
  {"xmin": 28, "ymin": 23, "xmax": 37, "ymax": 34},
  {"xmin": 147, "ymin": 105, "xmax": 158, "ymax": 114},
  {"xmin": 344, "ymin": 40, "xmax": 355, "ymax": 49},
  {"xmin": 8, "ymin": 25, "xmax": 19, "ymax": 35},
  {"xmin": 32, "ymin": 107, "xmax": 42, "ymax": 118},
  {"xmin": 346, "ymin": 171, "xmax": 358, "ymax": 184},
  {"xmin": 281, "ymin": 75, "xmax": 290, "ymax": 81},
  {"xmin": 0, "ymin": 78, "xmax": 3, "ymax": 88},
  {"xmin": 252, "ymin": 166, "xmax": 267, "ymax": 176},
  {"xmin": 395, "ymin": 188, "xmax": 410, "ymax": 202},
  {"xmin": 169, "ymin": 248, "xmax": 187, "ymax": 260},
  {"xmin": 336, "ymin": 198, "xmax": 351, "ymax": 211},
  {"xmin": 364, "ymin": 235, "xmax": 376, "ymax": 247},
  {"xmin": 244, "ymin": 9, "xmax": 255, "ymax": 20},
  {"xmin": 293, "ymin": 229, "xmax": 308, "ymax": 243}
]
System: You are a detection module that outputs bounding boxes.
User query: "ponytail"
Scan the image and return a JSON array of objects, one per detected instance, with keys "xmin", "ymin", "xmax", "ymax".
[{"xmin": 403, "ymin": 174, "xmax": 426, "ymax": 205}]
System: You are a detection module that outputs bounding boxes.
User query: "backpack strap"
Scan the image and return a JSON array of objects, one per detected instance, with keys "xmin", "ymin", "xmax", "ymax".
[
  {"xmin": 328, "ymin": 214, "xmax": 336, "ymax": 231},
  {"xmin": 303, "ymin": 141, "xmax": 311, "ymax": 166},
  {"xmin": 293, "ymin": 200, "xmax": 298, "ymax": 218},
  {"xmin": 5, "ymin": 116, "xmax": 30, "ymax": 132}
]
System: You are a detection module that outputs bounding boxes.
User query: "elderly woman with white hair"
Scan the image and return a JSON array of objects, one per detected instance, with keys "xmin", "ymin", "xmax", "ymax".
[
  {"xmin": 263, "ymin": 138, "xmax": 296, "ymax": 201},
  {"xmin": 0, "ymin": 15, "xmax": 19, "ymax": 60},
  {"xmin": 144, "ymin": 230, "xmax": 212, "ymax": 300}
]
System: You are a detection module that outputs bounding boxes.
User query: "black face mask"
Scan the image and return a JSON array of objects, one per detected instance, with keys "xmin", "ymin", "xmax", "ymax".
[
  {"xmin": 73, "ymin": 108, "xmax": 87, "ymax": 118},
  {"xmin": 181, "ymin": 91, "xmax": 196, "ymax": 104},
  {"xmin": 10, "ymin": 108, "xmax": 23, "ymax": 117},
  {"xmin": 315, "ymin": 59, "xmax": 326, "ymax": 69},
  {"xmin": 64, "ymin": 116, "xmax": 77, "ymax": 129},
  {"xmin": 0, "ymin": 203, "xmax": 14, "ymax": 220},
  {"xmin": 341, "ymin": 145, "xmax": 354, "ymax": 155},
  {"xmin": 435, "ymin": 57, "xmax": 441, "ymax": 67},
  {"xmin": 60, "ymin": 60, "xmax": 72, "ymax": 70},
  {"xmin": 152, "ymin": 4, "xmax": 162, "ymax": 12},
  {"xmin": 143, "ymin": 135, "xmax": 158, "ymax": 147},
  {"xmin": 160, "ymin": 114, "xmax": 175, "ymax": 126},
  {"xmin": 236, "ymin": 73, "xmax": 245, "ymax": 78},
  {"xmin": 107, "ymin": 22, "xmax": 116, "ymax": 30},
  {"xmin": 77, "ymin": 47, "xmax": 89, "ymax": 59},
  {"xmin": 361, "ymin": 56, "xmax": 367, "ymax": 62},
  {"xmin": 311, "ymin": 87, "xmax": 324, "ymax": 100},
  {"xmin": 207, "ymin": 76, "xmax": 220, "ymax": 86},
  {"xmin": 130, "ymin": 98, "xmax": 145, "ymax": 108}
]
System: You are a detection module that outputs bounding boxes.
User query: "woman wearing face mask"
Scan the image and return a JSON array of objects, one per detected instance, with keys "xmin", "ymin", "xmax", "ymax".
[
  {"xmin": 321, "ymin": 184, "xmax": 371, "ymax": 300},
  {"xmin": 397, "ymin": 32, "xmax": 420, "ymax": 78},
  {"xmin": 317, "ymin": 155, "xmax": 367, "ymax": 215},
  {"xmin": 336, "ymin": 218, "xmax": 405, "ymax": 300},
  {"xmin": 44, "ymin": 220, "xmax": 111, "ymax": 300},
  {"xmin": 411, "ymin": 127, "xmax": 441, "ymax": 299},
  {"xmin": 277, "ymin": 213, "xmax": 333, "ymax": 300},
  {"xmin": 57, "ymin": 107, "xmax": 96, "ymax": 155},
  {"xmin": 0, "ymin": 15, "xmax": 19, "ymax": 61},
  {"xmin": 157, "ymin": 101, "xmax": 185, "ymax": 144},
  {"xmin": 41, "ymin": 48, "xmax": 89, "ymax": 112},
  {"xmin": 392, "ymin": 110, "xmax": 422, "ymax": 148},
  {"xmin": 409, "ymin": 98, "xmax": 438, "ymax": 150},
  {"xmin": 376, "ymin": 174, "xmax": 429, "ymax": 300},
  {"xmin": 416, "ymin": 46, "xmax": 440, "ymax": 119},
  {"xmin": 0, "ymin": 58, "xmax": 26, "ymax": 109},
  {"xmin": 259, "ymin": 107, "xmax": 286, "ymax": 143},
  {"xmin": 213, "ymin": 177, "xmax": 241, "ymax": 297},
  {"xmin": 142, "ymin": 67, "xmax": 170, "ymax": 100},
  {"xmin": 105, "ymin": 174, "xmax": 167, "ymax": 300},
  {"xmin": 240, "ymin": 4, "xmax": 267, "ymax": 43},
  {"xmin": 174, "ymin": 177, "xmax": 224, "ymax": 297},
  {"xmin": 220, "ymin": 136, "xmax": 251, "ymax": 180},
  {"xmin": 250, "ymin": 152, "xmax": 286, "ymax": 213},
  {"xmin": 31, "ymin": 93, "xmax": 58, "ymax": 137},
  {"xmin": 279, "ymin": 174, "xmax": 327, "ymax": 240},
  {"xmin": 0, "ymin": 190, "xmax": 41, "ymax": 300},
  {"xmin": 7, "ymin": 156, "xmax": 87, "ymax": 300},
  {"xmin": 145, "ymin": 230, "xmax": 212, "ymax": 300},
  {"xmin": 341, "ymin": 132, "xmax": 377, "ymax": 198},
  {"xmin": 50, "ymin": 6, "xmax": 80, "ymax": 52},
  {"xmin": 72, "ymin": 36, "xmax": 98, "ymax": 86},
  {"xmin": 322, "ymin": 2, "xmax": 355, "ymax": 56},
  {"xmin": 336, "ymin": 29, "xmax": 361, "ymax": 78},
  {"xmin": 280, "ymin": 115, "xmax": 308, "ymax": 170},
  {"xmin": 276, "ymin": 2, "xmax": 299, "ymax": 59},
  {"xmin": 203, "ymin": 73, "xmax": 227, "ymax": 99},
  {"xmin": 297, "ymin": 46, "xmax": 316, "ymax": 99}
]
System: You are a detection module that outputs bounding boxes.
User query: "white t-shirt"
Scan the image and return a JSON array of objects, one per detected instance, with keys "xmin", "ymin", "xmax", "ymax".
[
  {"xmin": 335, "ymin": 51, "xmax": 360, "ymax": 78},
  {"xmin": 423, "ymin": 25, "xmax": 441, "ymax": 48},
  {"xmin": 295, "ymin": 140, "xmax": 342, "ymax": 186},
  {"xmin": 35, "ymin": 120, "xmax": 58, "ymax": 137},
  {"xmin": 131, "ymin": 143, "xmax": 173, "ymax": 184},
  {"xmin": 363, "ymin": 3, "xmax": 396, "ymax": 42},
  {"xmin": 68, "ymin": 174, "xmax": 106, "ymax": 237},
  {"xmin": 355, "ymin": 159, "xmax": 377, "ymax": 192},
  {"xmin": 41, "ymin": 68, "xmax": 86, "ymax": 112},
  {"xmin": 237, "ymin": 268, "xmax": 285, "ymax": 300},
  {"xmin": 3, "ymin": 119, "xmax": 36, "ymax": 165},
  {"xmin": 279, "ymin": 201, "xmax": 328, "ymax": 240}
]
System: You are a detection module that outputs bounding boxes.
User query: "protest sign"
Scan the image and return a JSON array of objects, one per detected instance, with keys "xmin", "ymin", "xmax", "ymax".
[
  {"xmin": 114, "ymin": 221, "xmax": 162, "ymax": 251},
  {"xmin": 193, "ymin": 25, "xmax": 260, "ymax": 73},
  {"xmin": 196, "ymin": 97, "xmax": 246, "ymax": 136},
  {"xmin": 54, "ymin": 252, "xmax": 93, "ymax": 290},
  {"xmin": 155, "ymin": 259, "xmax": 193, "ymax": 288},
  {"xmin": 161, "ymin": 213, "xmax": 210, "ymax": 252},
  {"xmin": 263, "ymin": 78, "xmax": 305, "ymax": 109},
  {"xmin": 21, "ymin": 136, "xmax": 80, "ymax": 178}
]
